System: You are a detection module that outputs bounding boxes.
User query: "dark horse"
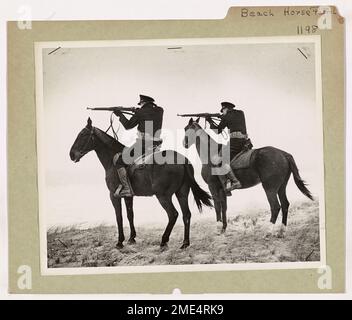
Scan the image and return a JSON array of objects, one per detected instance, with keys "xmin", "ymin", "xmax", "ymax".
[
  {"xmin": 183, "ymin": 118, "xmax": 314, "ymax": 237},
  {"xmin": 69, "ymin": 118, "xmax": 212, "ymax": 249}
]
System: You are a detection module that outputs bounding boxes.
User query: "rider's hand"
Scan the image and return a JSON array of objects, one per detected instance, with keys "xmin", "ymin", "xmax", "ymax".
[
  {"xmin": 113, "ymin": 110, "xmax": 122, "ymax": 117},
  {"xmin": 205, "ymin": 116, "xmax": 212, "ymax": 122}
]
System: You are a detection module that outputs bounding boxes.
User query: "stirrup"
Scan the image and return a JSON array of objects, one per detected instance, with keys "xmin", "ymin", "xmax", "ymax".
[
  {"xmin": 113, "ymin": 185, "xmax": 123, "ymax": 198},
  {"xmin": 113, "ymin": 185, "xmax": 133, "ymax": 198},
  {"xmin": 226, "ymin": 180, "xmax": 241, "ymax": 191},
  {"xmin": 119, "ymin": 189, "xmax": 134, "ymax": 197}
]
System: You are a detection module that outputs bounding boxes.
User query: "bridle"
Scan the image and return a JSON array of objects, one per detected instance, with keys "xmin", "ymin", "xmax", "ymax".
[
  {"xmin": 77, "ymin": 126, "xmax": 96, "ymax": 157},
  {"xmin": 184, "ymin": 123, "xmax": 199, "ymax": 147}
]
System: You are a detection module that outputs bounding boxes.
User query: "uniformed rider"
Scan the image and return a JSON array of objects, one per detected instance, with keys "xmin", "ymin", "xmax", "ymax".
[
  {"xmin": 113, "ymin": 95, "xmax": 164, "ymax": 197},
  {"xmin": 206, "ymin": 102, "xmax": 250, "ymax": 192}
]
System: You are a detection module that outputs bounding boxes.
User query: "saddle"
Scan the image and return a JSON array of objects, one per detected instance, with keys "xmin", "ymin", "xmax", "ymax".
[
  {"xmin": 128, "ymin": 149, "xmax": 184, "ymax": 175},
  {"xmin": 230, "ymin": 149, "xmax": 255, "ymax": 169},
  {"xmin": 128, "ymin": 145, "xmax": 163, "ymax": 176},
  {"xmin": 230, "ymin": 139, "xmax": 255, "ymax": 170}
]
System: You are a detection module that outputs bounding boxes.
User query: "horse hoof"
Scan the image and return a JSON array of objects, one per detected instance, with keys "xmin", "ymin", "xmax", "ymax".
[
  {"xmin": 128, "ymin": 239, "xmax": 136, "ymax": 245},
  {"xmin": 276, "ymin": 225, "xmax": 286, "ymax": 238},
  {"xmin": 216, "ymin": 221, "xmax": 223, "ymax": 233},
  {"xmin": 160, "ymin": 243, "xmax": 168, "ymax": 250},
  {"xmin": 263, "ymin": 233, "xmax": 272, "ymax": 240},
  {"xmin": 276, "ymin": 231, "xmax": 285, "ymax": 239},
  {"xmin": 180, "ymin": 243, "xmax": 190, "ymax": 249},
  {"xmin": 116, "ymin": 242, "xmax": 124, "ymax": 249},
  {"xmin": 221, "ymin": 228, "xmax": 226, "ymax": 234}
]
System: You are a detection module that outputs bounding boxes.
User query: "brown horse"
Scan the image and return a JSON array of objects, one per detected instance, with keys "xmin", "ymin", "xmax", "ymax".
[
  {"xmin": 183, "ymin": 118, "xmax": 314, "ymax": 237},
  {"xmin": 69, "ymin": 118, "xmax": 212, "ymax": 249}
]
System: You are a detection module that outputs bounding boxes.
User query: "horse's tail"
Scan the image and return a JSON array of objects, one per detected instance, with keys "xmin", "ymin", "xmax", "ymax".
[
  {"xmin": 185, "ymin": 164, "xmax": 213, "ymax": 212},
  {"xmin": 285, "ymin": 152, "xmax": 314, "ymax": 201}
]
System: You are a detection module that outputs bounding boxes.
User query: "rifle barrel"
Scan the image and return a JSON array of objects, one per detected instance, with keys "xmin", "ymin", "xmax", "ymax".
[
  {"xmin": 87, "ymin": 106, "xmax": 136, "ymax": 115},
  {"xmin": 87, "ymin": 107, "xmax": 113, "ymax": 110},
  {"xmin": 177, "ymin": 113, "xmax": 221, "ymax": 118}
]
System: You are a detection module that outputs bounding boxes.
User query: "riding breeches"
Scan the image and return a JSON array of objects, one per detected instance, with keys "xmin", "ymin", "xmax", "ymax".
[{"xmin": 228, "ymin": 138, "xmax": 247, "ymax": 160}]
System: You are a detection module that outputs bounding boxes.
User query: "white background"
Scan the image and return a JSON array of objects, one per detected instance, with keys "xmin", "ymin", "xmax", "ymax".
[{"xmin": 0, "ymin": 0, "xmax": 351, "ymax": 300}]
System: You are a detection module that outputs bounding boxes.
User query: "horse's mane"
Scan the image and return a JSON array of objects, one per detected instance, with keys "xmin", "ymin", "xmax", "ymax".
[{"xmin": 94, "ymin": 127, "xmax": 125, "ymax": 153}]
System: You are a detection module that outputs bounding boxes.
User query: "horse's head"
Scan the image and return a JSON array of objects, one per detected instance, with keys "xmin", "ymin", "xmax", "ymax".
[
  {"xmin": 69, "ymin": 118, "xmax": 97, "ymax": 163},
  {"xmin": 183, "ymin": 117, "xmax": 202, "ymax": 149}
]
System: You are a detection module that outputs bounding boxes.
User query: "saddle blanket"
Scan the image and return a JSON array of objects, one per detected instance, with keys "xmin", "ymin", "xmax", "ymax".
[
  {"xmin": 231, "ymin": 149, "xmax": 255, "ymax": 169},
  {"xmin": 128, "ymin": 150, "xmax": 184, "ymax": 175}
]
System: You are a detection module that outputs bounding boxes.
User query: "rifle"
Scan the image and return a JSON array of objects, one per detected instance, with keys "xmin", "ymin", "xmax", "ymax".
[
  {"xmin": 87, "ymin": 106, "xmax": 139, "ymax": 115},
  {"xmin": 177, "ymin": 113, "xmax": 222, "ymax": 119},
  {"xmin": 177, "ymin": 112, "xmax": 223, "ymax": 129}
]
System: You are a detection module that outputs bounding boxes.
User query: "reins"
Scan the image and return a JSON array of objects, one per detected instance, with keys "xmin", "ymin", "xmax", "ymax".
[{"xmin": 104, "ymin": 112, "xmax": 120, "ymax": 140}]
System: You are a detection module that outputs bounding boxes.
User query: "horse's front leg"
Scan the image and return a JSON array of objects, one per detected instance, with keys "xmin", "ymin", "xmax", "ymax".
[
  {"xmin": 219, "ymin": 189, "xmax": 228, "ymax": 233},
  {"xmin": 110, "ymin": 193, "xmax": 125, "ymax": 248},
  {"xmin": 124, "ymin": 197, "xmax": 136, "ymax": 244}
]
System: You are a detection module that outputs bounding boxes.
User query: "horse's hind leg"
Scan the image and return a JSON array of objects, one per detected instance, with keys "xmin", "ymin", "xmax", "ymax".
[
  {"xmin": 124, "ymin": 197, "xmax": 136, "ymax": 244},
  {"xmin": 176, "ymin": 185, "xmax": 191, "ymax": 249},
  {"xmin": 156, "ymin": 195, "xmax": 179, "ymax": 248},
  {"xmin": 263, "ymin": 186, "xmax": 281, "ymax": 237},
  {"xmin": 277, "ymin": 181, "xmax": 290, "ymax": 238}
]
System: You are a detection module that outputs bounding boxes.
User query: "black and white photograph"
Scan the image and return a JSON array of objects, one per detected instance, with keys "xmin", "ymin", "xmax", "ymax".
[{"xmin": 35, "ymin": 36, "xmax": 325, "ymax": 275}]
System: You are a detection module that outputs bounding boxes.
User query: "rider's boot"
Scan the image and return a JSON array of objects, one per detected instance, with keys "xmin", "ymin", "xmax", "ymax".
[
  {"xmin": 114, "ymin": 167, "xmax": 134, "ymax": 197},
  {"xmin": 217, "ymin": 164, "xmax": 241, "ymax": 195},
  {"xmin": 225, "ymin": 169, "xmax": 242, "ymax": 191}
]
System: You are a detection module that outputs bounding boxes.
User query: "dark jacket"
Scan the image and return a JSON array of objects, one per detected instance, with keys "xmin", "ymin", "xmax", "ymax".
[
  {"xmin": 210, "ymin": 109, "xmax": 247, "ymax": 135},
  {"xmin": 118, "ymin": 103, "xmax": 164, "ymax": 138}
]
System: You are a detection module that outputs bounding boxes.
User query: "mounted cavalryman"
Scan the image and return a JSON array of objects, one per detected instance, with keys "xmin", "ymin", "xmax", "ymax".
[
  {"xmin": 206, "ymin": 101, "xmax": 251, "ymax": 193},
  {"xmin": 113, "ymin": 94, "xmax": 164, "ymax": 197}
]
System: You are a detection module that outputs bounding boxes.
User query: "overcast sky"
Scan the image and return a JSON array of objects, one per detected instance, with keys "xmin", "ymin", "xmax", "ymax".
[{"xmin": 39, "ymin": 39, "xmax": 322, "ymax": 228}]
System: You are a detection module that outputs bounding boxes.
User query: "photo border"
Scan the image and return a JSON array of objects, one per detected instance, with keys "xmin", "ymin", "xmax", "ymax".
[{"xmin": 35, "ymin": 36, "xmax": 326, "ymax": 276}]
